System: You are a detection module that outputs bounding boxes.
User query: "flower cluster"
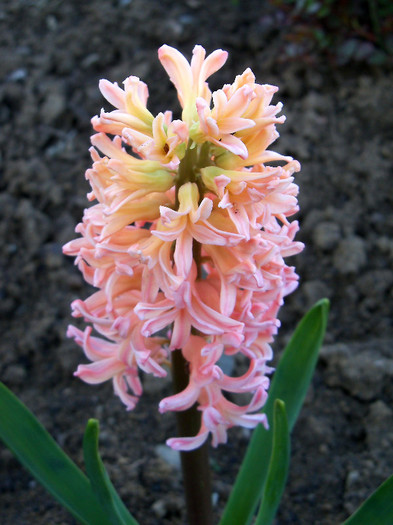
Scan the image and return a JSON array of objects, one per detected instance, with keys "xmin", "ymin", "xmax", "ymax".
[{"xmin": 64, "ymin": 45, "xmax": 303, "ymax": 450}]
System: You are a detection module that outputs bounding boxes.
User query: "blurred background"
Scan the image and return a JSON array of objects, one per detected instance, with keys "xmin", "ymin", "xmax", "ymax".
[{"xmin": 0, "ymin": 1, "xmax": 392, "ymax": 523}]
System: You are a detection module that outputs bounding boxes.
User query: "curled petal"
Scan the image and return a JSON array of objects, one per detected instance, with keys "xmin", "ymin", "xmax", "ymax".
[
  {"xmin": 74, "ymin": 357, "xmax": 125, "ymax": 384},
  {"xmin": 159, "ymin": 381, "xmax": 200, "ymax": 413},
  {"xmin": 113, "ymin": 374, "xmax": 139, "ymax": 411},
  {"xmin": 166, "ymin": 429, "xmax": 209, "ymax": 451}
]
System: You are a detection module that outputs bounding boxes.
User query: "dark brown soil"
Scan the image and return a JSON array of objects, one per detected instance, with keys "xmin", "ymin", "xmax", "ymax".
[{"xmin": 1, "ymin": 1, "xmax": 392, "ymax": 524}]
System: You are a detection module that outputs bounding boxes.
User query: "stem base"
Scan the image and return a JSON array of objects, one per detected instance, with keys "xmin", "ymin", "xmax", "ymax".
[{"xmin": 171, "ymin": 348, "xmax": 213, "ymax": 525}]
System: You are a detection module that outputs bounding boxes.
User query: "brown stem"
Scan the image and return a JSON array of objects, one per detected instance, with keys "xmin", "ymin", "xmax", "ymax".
[
  {"xmin": 193, "ymin": 240, "xmax": 202, "ymax": 280},
  {"xmin": 171, "ymin": 348, "xmax": 213, "ymax": 525}
]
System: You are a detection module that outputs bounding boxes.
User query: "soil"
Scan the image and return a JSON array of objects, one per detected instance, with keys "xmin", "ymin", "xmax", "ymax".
[{"xmin": 1, "ymin": 1, "xmax": 392, "ymax": 524}]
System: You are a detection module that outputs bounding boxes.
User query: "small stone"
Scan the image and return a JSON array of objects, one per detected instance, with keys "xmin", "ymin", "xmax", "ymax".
[
  {"xmin": 155, "ymin": 444, "xmax": 181, "ymax": 470},
  {"xmin": 15, "ymin": 199, "xmax": 51, "ymax": 256},
  {"xmin": 41, "ymin": 91, "xmax": 66, "ymax": 124},
  {"xmin": 152, "ymin": 499, "xmax": 167, "ymax": 519},
  {"xmin": 312, "ymin": 221, "xmax": 341, "ymax": 250},
  {"xmin": 346, "ymin": 469, "xmax": 360, "ymax": 490},
  {"xmin": 301, "ymin": 210, "xmax": 326, "ymax": 235},
  {"xmin": 3, "ymin": 364, "xmax": 27, "ymax": 385},
  {"xmin": 366, "ymin": 401, "xmax": 393, "ymax": 453},
  {"xmin": 357, "ymin": 270, "xmax": 393, "ymax": 297},
  {"xmin": 151, "ymin": 496, "xmax": 182, "ymax": 519},
  {"xmin": 343, "ymin": 458, "xmax": 381, "ymax": 517},
  {"xmin": 160, "ymin": 19, "xmax": 183, "ymax": 40},
  {"xmin": 81, "ymin": 53, "xmax": 100, "ymax": 68},
  {"xmin": 333, "ymin": 236, "xmax": 367, "ymax": 274},
  {"xmin": 46, "ymin": 15, "xmax": 58, "ymax": 31},
  {"xmin": 320, "ymin": 343, "xmax": 393, "ymax": 400},
  {"xmin": 8, "ymin": 68, "xmax": 27, "ymax": 82},
  {"xmin": 376, "ymin": 236, "xmax": 393, "ymax": 261}
]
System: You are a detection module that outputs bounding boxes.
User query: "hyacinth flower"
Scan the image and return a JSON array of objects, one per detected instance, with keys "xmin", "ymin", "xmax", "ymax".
[{"xmin": 62, "ymin": 44, "xmax": 303, "ymax": 524}]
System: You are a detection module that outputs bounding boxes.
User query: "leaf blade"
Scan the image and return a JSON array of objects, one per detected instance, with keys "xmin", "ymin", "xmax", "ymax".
[
  {"xmin": 83, "ymin": 419, "xmax": 139, "ymax": 525},
  {"xmin": 255, "ymin": 399, "xmax": 290, "ymax": 525},
  {"xmin": 0, "ymin": 381, "xmax": 109, "ymax": 525}
]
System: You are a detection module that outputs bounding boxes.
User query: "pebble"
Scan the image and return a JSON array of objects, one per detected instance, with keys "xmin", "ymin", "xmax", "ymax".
[
  {"xmin": 312, "ymin": 221, "xmax": 341, "ymax": 251},
  {"xmin": 357, "ymin": 269, "xmax": 393, "ymax": 297},
  {"xmin": 302, "ymin": 208, "xmax": 328, "ymax": 234},
  {"xmin": 155, "ymin": 444, "xmax": 181, "ymax": 470},
  {"xmin": 81, "ymin": 53, "xmax": 100, "ymax": 68},
  {"xmin": 156, "ymin": 19, "xmax": 184, "ymax": 40},
  {"xmin": 151, "ymin": 496, "xmax": 182, "ymax": 519},
  {"xmin": 41, "ymin": 91, "xmax": 66, "ymax": 124},
  {"xmin": 320, "ymin": 342, "xmax": 393, "ymax": 401},
  {"xmin": 366, "ymin": 400, "xmax": 393, "ymax": 453},
  {"xmin": 151, "ymin": 499, "xmax": 167, "ymax": 519},
  {"xmin": 346, "ymin": 469, "xmax": 360, "ymax": 490},
  {"xmin": 376, "ymin": 236, "xmax": 393, "ymax": 261},
  {"xmin": 333, "ymin": 236, "xmax": 367, "ymax": 274},
  {"xmin": 7, "ymin": 68, "xmax": 27, "ymax": 82},
  {"xmin": 3, "ymin": 364, "xmax": 27, "ymax": 385},
  {"xmin": 15, "ymin": 199, "xmax": 51, "ymax": 256}
]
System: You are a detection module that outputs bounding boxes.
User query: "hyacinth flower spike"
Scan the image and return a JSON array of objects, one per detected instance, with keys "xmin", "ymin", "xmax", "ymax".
[{"xmin": 64, "ymin": 44, "xmax": 303, "ymax": 525}]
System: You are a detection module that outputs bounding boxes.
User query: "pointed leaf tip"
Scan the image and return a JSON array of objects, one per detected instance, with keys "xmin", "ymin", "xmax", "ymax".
[{"xmin": 83, "ymin": 418, "xmax": 139, "ymax": 525}]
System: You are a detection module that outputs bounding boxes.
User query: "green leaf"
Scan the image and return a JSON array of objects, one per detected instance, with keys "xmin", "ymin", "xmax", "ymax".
[
  {"xmin": 255, "ymin": 400, "xmax": 290, "ymax": 525},
  {"xmin": 83, "ymin": 419, "xmax": 139, "ymax": 525},
  {"xmin": 0, "ymin": 381, "xmax": 110, "ymax": 525},
  {"xmin": 342, "ymin": 473, "xmax": 393, "ymax": 525},
  {"xmin": 219, "ymin": 298, "xmax": 329, "ymax": 525}
]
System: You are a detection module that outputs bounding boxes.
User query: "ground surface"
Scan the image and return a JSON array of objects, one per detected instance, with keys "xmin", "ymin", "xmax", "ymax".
[{"xmin": 0, "ymin": 1, "xmax": 393, "ymax": 524}]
